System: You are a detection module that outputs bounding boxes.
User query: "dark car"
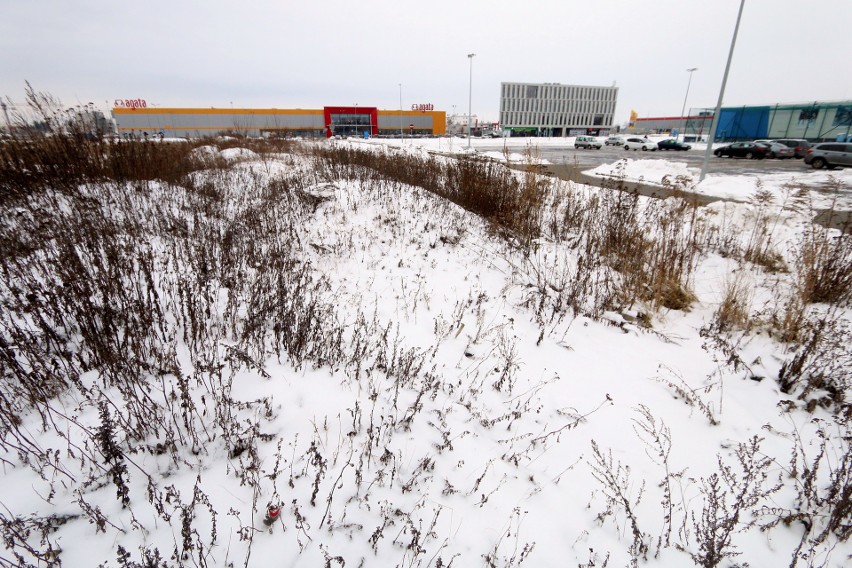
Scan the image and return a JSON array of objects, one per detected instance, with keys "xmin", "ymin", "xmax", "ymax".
[
  {"xmin": 657, "ymin": 139, "xmax": 692, "ymax": 151},
  {"xmin": 713, "ymin": 142, "xmax": 768, "ymax": 159},
  {"xmin": 803, "ymin": 143, "xmax": 852, "ymax": 169}
]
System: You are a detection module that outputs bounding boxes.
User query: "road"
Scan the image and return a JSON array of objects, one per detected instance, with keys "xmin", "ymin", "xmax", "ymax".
[{"xmin": 500, "ymin": 142, "xmax": 810, "ymax": 176}]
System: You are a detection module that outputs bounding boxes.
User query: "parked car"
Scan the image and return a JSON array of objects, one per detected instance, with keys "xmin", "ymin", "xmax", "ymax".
[
  {"xmin": 772, "ymin": 138, "xmax": 811, "ymax": 158},
  {"xmin": 604, "ymin": 136, "xmax": 625, "ymax": 146},
  {"xmin": 656, "ymin": 139, "xmax": 692, "ymax": 151},
  {"xmin": 713, "ymin": 142, "xmax": 768, "ymax": 159},
  {"xmin": 624, "ymin": 137, "xmax": 657, "ymax": 151},
  {"xmin": 754, "ymin": 140, "xmax": 794, "ymax": 159},
  {"xmin": 803, "ymin": 142, "xmax": 852, "ymax": 169},
  {"xmin": 575, "ymin": 135, "xmax": 602, "ymax": 149}
]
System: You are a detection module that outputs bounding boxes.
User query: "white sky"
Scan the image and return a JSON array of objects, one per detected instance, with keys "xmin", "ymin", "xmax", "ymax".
[{"xmin": 2, "ymin": 0, "xmax": 851, "ymax": 124}]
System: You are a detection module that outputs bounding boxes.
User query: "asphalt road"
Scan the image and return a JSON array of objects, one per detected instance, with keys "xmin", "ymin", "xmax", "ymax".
[{"xmin": 501, "ymin": 142, "xmax": 812, "ymax": 176}]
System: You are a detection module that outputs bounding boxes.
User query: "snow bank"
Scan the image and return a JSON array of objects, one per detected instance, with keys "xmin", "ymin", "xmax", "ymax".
[{"xmin": 220, "ymin": 147, "xmax": 260, "ymax": 162}]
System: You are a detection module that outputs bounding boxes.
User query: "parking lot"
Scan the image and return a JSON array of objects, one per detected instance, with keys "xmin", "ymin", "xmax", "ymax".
[
  {"xmin": 485, "ymin": 139, "xmax": 851, "ymax": 232},
  {"xmin": 499, "ymin": 141, "xmax": 812, "ymax": 176},
  {"xmin": 381, "ymin": 136, "xmax": 850, "ymax": 230}
]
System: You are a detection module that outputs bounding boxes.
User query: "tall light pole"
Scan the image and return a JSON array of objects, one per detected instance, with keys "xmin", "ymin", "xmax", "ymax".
[
  {"xmin": 467, "ymin": 53, "xmax": 475, "ymax": 149},
  {"xmin": 700, "ymin": 0, "xmax": 746, "ymax": 182},
  {"xmin": 0, "ymin": 101, "xmax": 10, "ymax": 134},
  {"xmin": 678, "ymin": 68, "xmax": 697, "ymax": 142},
  {"xmin": 399, "ymin": 84, "xmax": 403, "ymax": 139}
]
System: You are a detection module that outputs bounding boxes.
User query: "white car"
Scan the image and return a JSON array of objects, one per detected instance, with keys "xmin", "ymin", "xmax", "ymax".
[
  {"xmin": 754, "ymin": 140, "xmax": 795, "ymax": 159},
  {"xmin": 575, "ymin": 135, "xmax": 602, "ymax": 149},
  {"xmin": 623, "ymin": 137, "xmax": 657, "ymax": 151},
  {"xmin": 604, "ymin": 136, "xmax": 625, "ymax": 146}
]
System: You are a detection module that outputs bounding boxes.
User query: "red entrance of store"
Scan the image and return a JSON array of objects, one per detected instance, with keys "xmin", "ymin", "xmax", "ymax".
[{"xmin": 323, "ymin": 106, "xmax": 378, "ymax": 138}]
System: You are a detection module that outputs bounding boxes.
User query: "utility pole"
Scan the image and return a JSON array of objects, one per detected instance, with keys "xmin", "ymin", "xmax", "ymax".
[
  {"xmin": 399, "ymin": 84, "xmax": 403, "ymax": 139},
  {"xmin": 700, "ymin": 0, "xmax": 746, "ymax": 182},
  {"xmin": 678, "ymin": 68, "xmax": 697, "ymax": 142},
  {"xmin": 0, "ymin": 101, "xmax": 10, "ymax": 134},
  {"xmin": 467, "ymin": 53, "xmax": 475, "ymax": 149}
]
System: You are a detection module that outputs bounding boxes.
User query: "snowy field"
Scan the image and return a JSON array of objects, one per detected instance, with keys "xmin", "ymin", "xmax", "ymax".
[{"xmin": 0, "ymin": 136, "xmax": 849, "ymax": 567}]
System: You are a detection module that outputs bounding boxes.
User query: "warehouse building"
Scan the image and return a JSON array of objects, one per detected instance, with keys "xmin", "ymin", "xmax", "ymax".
[
  {"xmin": 631, "ymin": 109, "xmax": 715, "ymax": 140},
  {"xmin": 111, "ymin": 106, "xmax": 446, "ymax": 138},
  {"xmin": 629, "ymin": 101, "xmax": 852, "ymax": 142},
  {"xmin": 714, "ymin": 101, "xmax": 852, "ymax": 142},
  {"xmin": 498, "ymin": 81, "xmax": 618, "ymax": 137}
]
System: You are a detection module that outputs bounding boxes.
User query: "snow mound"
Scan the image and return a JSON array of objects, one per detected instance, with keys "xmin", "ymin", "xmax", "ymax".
[
  {"xmin": 480, "ymin": 150, "xmax": 551, "ymax": 165},
  {"xmin": 585, "ymin": 158, "xmax": 696, "ymax": 185},
  {"xmin": 189, "ymin": 145, "xmax": 220, "ymax": 160},
  {"xmin": 220, "ymin": 147, "xmax": 260, "ymax": 162}
]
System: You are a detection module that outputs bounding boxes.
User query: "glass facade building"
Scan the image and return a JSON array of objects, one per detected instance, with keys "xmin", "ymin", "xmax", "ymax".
[{"xmin": 499, "ymin": 82, "xmax": 618, "ymax": 137}]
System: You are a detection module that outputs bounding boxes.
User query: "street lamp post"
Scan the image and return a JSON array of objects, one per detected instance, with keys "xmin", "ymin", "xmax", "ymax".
[
  {"xmin": 678, "ymin": 68, "xmax": 697, "ymax": 142},
  {"xmin": 0, "ymin": 101, "xmax": 10, "ymax": 134},
  {"xmin": 700, "ymin": 0, "xmax": 746, "ymax": 182},
  {"xmin": 467, "ymin": 53, "xmax": 475, "ymax": 149},
  {"xmin": 399, "ymin": 84, "xmax": 403, "ymax": 139}
]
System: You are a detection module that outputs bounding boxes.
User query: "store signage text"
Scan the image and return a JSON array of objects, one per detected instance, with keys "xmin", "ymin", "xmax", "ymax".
[
  {"xmin": 411, "ymin": 103, "xmax": 434, "ymax": 112},
  {"xmin": 114, "ymin": 99, "xmax": 148, "ymax": 109}
]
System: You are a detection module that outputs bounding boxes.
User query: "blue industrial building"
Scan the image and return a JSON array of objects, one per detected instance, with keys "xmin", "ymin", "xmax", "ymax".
[
  {"xmin": 631, "ymin": 100, "xmax": 852, "ymax": 142},
  {"xmin": 715, "ymin": 101, "xmax": 852, "ymax": 142}
]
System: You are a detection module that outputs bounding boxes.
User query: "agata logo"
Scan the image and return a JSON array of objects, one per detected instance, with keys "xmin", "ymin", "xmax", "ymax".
[
  {"xmin": 411, "ymin": 103, "xmax": 434, "ymax": 112},
  {"xmin": 114, "ymin": 99, "xmax": 147, "ymax": 109}
]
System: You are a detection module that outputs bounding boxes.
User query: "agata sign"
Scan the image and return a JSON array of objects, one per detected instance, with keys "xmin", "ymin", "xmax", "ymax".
[
  {"xmin": 114, "ymin": 99, "xmax": 147, "ymax": 109},
  {"xmin": 411, "ymin": 103, "xmax": 434, "ymax": 112}
]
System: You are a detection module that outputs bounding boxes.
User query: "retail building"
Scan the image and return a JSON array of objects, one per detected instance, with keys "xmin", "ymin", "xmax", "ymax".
[{"xmin": 111, "ymin": 105, "xmax": 446, "ymax": 138}]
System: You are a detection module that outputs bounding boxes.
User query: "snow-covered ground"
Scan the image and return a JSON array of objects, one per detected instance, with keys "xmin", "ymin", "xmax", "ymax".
[{"xmin": 0, "ymin": 138, "xmax": 849, "ymax": 567}]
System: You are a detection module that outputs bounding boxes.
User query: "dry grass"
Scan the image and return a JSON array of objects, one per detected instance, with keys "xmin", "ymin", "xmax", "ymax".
[
  {"xmin": 0, "ymin": 90, "xmax": 850, "ymax": 566},
  {"xmin": 714, "ymin": 270, "xmax": 754, "ymax": 332},
  {"xmin": 794, "ymin": 223, "xmax": 852, "ymax": 306}
]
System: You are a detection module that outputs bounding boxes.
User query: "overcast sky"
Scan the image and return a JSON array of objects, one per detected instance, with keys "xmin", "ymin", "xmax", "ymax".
[{"xmin": 2, "ymin": 0, "xmax": 850, "ymax": 125}]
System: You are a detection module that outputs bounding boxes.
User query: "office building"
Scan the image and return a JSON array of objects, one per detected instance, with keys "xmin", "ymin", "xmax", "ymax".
[{"xmin": 499, "ymin": 82, "xmax": 618, "ymax": 137}]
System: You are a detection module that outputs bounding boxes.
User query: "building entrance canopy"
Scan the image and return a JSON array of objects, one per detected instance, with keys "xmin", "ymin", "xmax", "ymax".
[{"xmin": 324, "ymin": 107, "xmax": 378, "ymax": 137}]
